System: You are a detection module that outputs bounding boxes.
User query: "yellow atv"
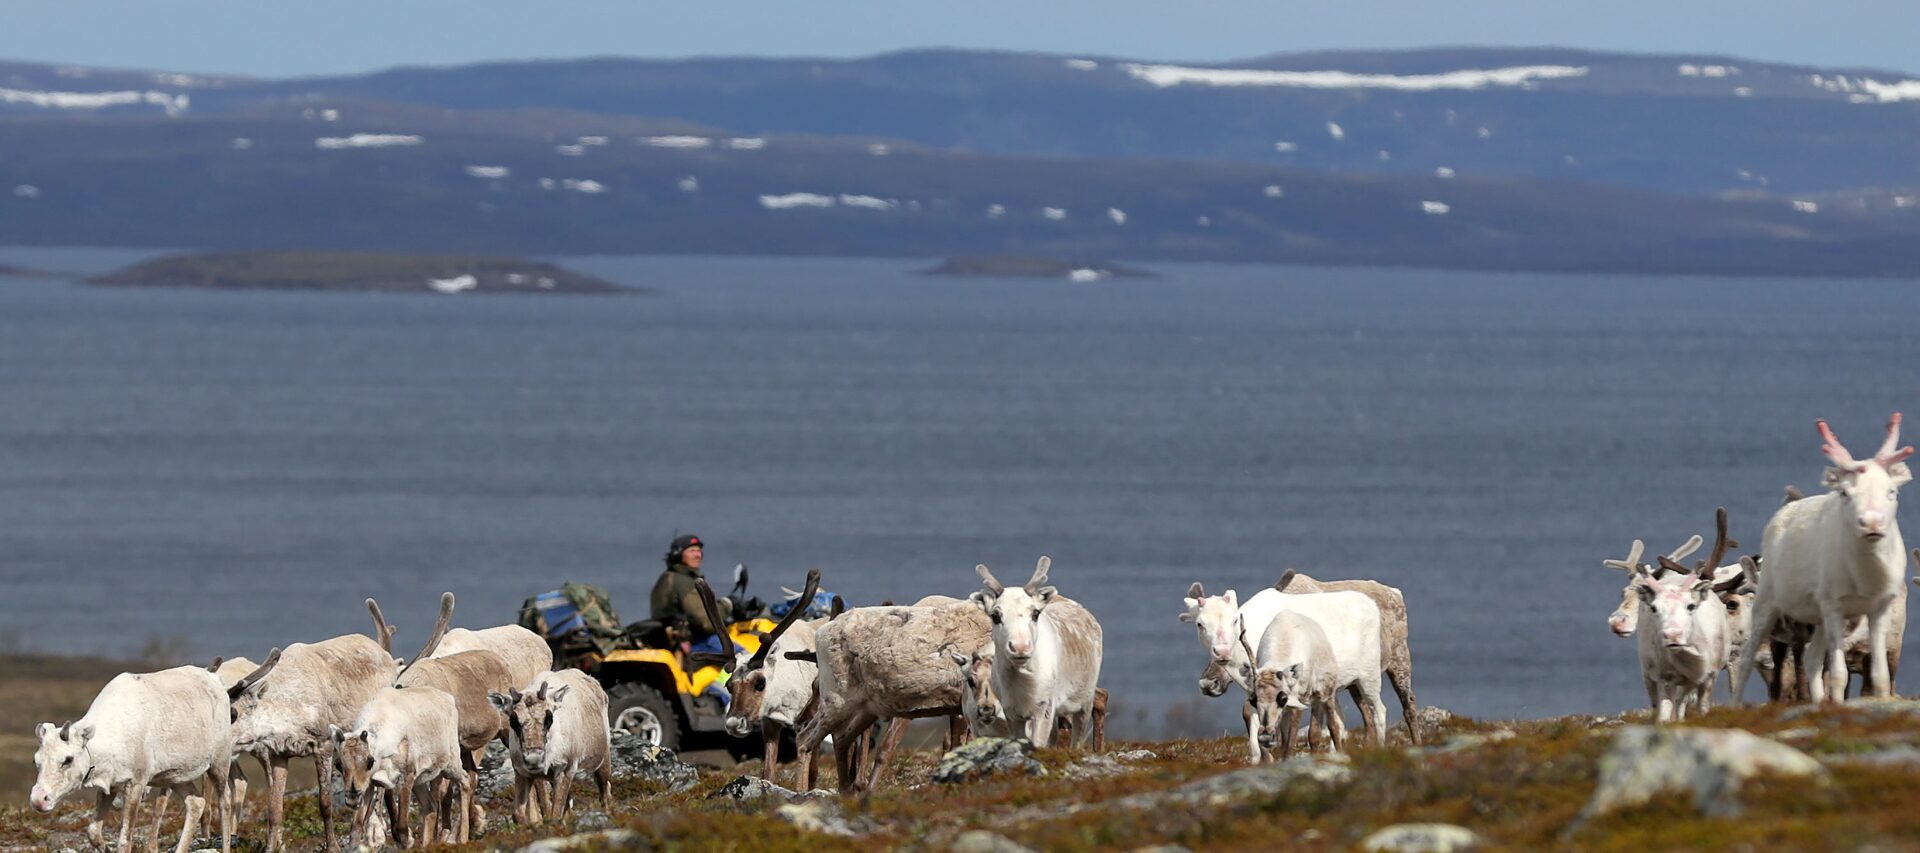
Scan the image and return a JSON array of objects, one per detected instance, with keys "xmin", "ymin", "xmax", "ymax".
[{"xmin": 520, "ymin": 569, "xmax": 774, "ymax": 753}]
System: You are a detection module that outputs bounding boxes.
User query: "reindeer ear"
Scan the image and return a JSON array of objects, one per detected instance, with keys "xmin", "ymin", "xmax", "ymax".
[
  {"xmin": 357, "ymin": 730, "xmax": 369, "ymax": 743},
  {"xmin": 70, "ymin": 723, "xmax": 94, "ymax": 744},
  {"xmin": 1222, "ymin": 589, "xmax": 1238, "ymax": 607},
  {"xmin": 551, "ymin": 686, "xmax": 570, "ymax": 703},
  {"xmin": 36, "ymin": 722, "xmax": 54, "ymax": 740},
  {"xmin": 1824, "ymin": 467, "xmax": 1851, "ymax": 488},
  {"xmin": 1035, "ymin": 586, "xmax": 1057, "ymax": 604},
  {"xmin": 1890, "ymin": 461, "xmax": 1913, "ymax": 486},
  {"xmin": 949, "ymin": 651, "xmax": 969, "ymax": 667},
  {"xmin": 330, "ymin": 724, "xmax": 344, "ymax": 743},
  {"xmin": 968, "ymin": 590, "xmax": 991, "ymax": 612},
  {"xmin": 1186, "ymin": 581, "xmax": 1205, "ymax": 599},
  {"xmin": 1179, "ymin": 609, "xmax": 1196, "ymax": 623}
]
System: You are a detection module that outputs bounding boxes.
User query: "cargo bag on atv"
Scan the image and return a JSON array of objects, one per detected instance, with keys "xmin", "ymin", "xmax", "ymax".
[{"xmin": 519, "ymin": 581, "xmax": 624, "ymax": 655}]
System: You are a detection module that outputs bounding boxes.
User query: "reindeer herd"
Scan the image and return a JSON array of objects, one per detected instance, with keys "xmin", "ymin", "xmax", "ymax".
[{"xmin": 26, "ymin": 411, "xmax": 1920, "ymax": 851}]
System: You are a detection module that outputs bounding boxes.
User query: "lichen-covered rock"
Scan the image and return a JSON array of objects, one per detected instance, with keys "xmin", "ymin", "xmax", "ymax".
[
  {"xmin": 1784, "ymin": 697, "xmax": 1920, "ymax": 721},
  {"xmin": 478, "ymin": 739, "xmax": 516, "ymax": 796},
  {"xmin": 1362, "ymin": 823, "xmax": 1482, "ymax": 852},
  {"xmin": 776, "ymin": 800, "xmax": 865, "ymax": 837},
  {"xmin": 934, "ymin": 737, "xmax": 1046, "ymax": 784},
  {"xmin": 709, "ymin": 774, "xmax": 799, "ymax": 801},
  {"xmin": 1581, "ymin": 726, "xmax": 1827, "ymax": 820},
  {"xmin": 515, "ymin": 829, "xmax": 639, "ymax": 853},
  {"xmin": 1064, "ymin": 748, "xmax": 1162, "ymax": 779},
  {"xmin": 951, "ymin": 830, "xmax": 1038, "ymax": 853},
  {"xmin": 1413, "ymin": 730, "xmax": 1513, "ymax": 757},
  {"xmin": 1106, "ymin": 755, "xmax": 1352, "ymax": 811},
  {"xmin": 609, "ymin": 731, "xmax": 700, "ymax": 792}
]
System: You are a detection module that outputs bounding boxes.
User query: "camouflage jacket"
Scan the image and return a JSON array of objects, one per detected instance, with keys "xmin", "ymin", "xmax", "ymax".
[{"xmin": 650, "ymin": 562, "xmax": 729, "ymax": 638}]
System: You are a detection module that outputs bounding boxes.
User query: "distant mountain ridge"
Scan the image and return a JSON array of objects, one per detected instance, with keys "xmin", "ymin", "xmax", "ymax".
[
  {"xmin": 3, "ymin": 47, "xmax": 1920, "ymax": 276},
  {"xmin": 7, "ymin": 46, "xmax": 1918, "ymax": 194}
]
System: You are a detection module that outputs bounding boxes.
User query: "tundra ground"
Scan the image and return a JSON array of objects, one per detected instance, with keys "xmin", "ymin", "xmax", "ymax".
[{"xmin": 7, "ymin": 655, "xmax": 1920, "ymax": 852}]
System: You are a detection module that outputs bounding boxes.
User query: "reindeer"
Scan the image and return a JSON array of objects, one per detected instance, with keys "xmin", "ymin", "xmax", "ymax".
[
  {"xmin": 1629, "ymin": 510, "xmax": 1737, "ymax": 722},
  {"xmin": 490, "ymin": 670, "xmax": 612, "ymax": 825},
  {"xmin": 30, "ymin": 668, "xmax": 233, "ymax": 853},
  {"xmin": 1734, "ymin": 414, "xmax": 1914, "ymax": 704},
  {"xmin": 1274, "ymin": 569, "xmax": 1421, "ymax": 744},
  {"xmin": 968, "ymin": 558, "xmax": 1104, "ymax": 749},
  {"xmin": 700, "ymin": 569, "xmax": 827, "ymax": 789},
  {"xmin": 229, "ymin": 594, "xmax": 448, "ymax": 852},
  {"xmin": 797, "ymin": 595, "xmax": 990, "ymax": 794}
]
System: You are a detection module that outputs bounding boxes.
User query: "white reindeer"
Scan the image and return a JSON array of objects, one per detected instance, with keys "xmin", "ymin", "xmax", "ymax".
[
  {"xmin": 330, "ymin": 687, "xmax": 469, "ymax": 849},
  {"xmin": 490, "ymin": 670, "xmax": 612, "ymax": 826},
  {"xmin": 1245, "ymin": 611, "xmax": 1343, "ymax": 763},
  {"xmin": 713, "ymin": 570, "xmax": 830, "ymax": 789},
  {"xmin": 230, "ymin": 594, "xmax": 449, "ymax": 852},
  {"xmin": 797, "ymin": 595, "xmax": 990, "ymax": 794},
  {"xmin": 1603, "ymin": 508, "xmax": 1755, "ymax": 702},
  {"xmin": 1631, "ymin": 528, "xmax": 1732, "ymax": 722},
  {"xmin": 30, "ymin": 666, "xmax": 233, "ymax": 853},
  {"xmin": 1182, "ymin": 584, "xmax": 1387, "ymax": 745},
  {"xmin": 1733, "ymin": 414, "xmax": 1914, "ymax": 704},
  {"xmin": 968, "ymin": 557, "xmax": 1105, "ymax": 749}
]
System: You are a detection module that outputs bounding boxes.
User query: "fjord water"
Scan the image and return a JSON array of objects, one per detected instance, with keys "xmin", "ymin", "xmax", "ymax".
[{"xmin": 1, "ymin": 249, "xmax": 1915, "ymax": 735}]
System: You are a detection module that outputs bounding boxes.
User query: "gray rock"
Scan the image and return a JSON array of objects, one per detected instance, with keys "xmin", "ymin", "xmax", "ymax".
[
  {"xmin": 1413, "ymin": 730, "xmax": 1514, "ymax": 757},
  {"xmin": 934, "ymin": 738, "xmax": 1047, "ymax": 784},
  {"xmin": 1824, "ymin": 745, "xmax": 1920, "ymax": 767},
  {"xmin": 1362, "ymin": 823, "xmax": 1483, "ymax": 852},
  {"xmin": 1415, "ymin": 705, "xmax": 1456, "ymax": 731},
  {"xmin": 516, "ymin": 829, "xmax": 639, "ymax": 853},
  {"xmin": 1768, "ymin": 727, "xmax": 1819, "ymax": 742},
  {"xmin": 573, "ymin": 811, "xmax": 613, "ymax": 831},
  {"xmin": 477, "ymin": 739, "xmax": 516, "ymax": 797},
  {"xmin": 775, "ymin": 800, "xmax": 863, "ymax": 837},
  {"xmin": 609, "ymin": 731, "xmax": 700, "ymax": 792},
  {"xmin": 708, "ymin": 775, "xmax": 799, "ymax": 801},
  {"xmin": 951, "ymin": 830, "xmax": 1039, "ymax": 853},
  {"xmin": 1581, "ymin": 726, "xmax": 1827, "ymax": 820},
  {"xmin": 1107, "ymin": 755, "xmax": 1352, "ymax": 811},
  {"xmin": 1782, "ymin": 697, "xmax": 1920, "ymax": 721}
]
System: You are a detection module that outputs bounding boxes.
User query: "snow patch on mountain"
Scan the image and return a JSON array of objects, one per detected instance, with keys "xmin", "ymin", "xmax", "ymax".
[
  {"xmin": 465, "ymin": 165, "xmax": 510, "ymax": 179},
  {"xmin": 1422, "ymin": 200, "xmax": 1451, "ymax": 215},
  {"xmin": 643, "ymin": 136, "xmax": 712, "ymax": 149},
  {"xmin": 1122, "ymin": 63, "xmax": 1589, "ymax": 91},
  {"xmin": 1065, "ymin": 59, "xmax": 1099, "ymax": 71},
  {"xmin": 727, "ymin": 138, "xmax": 766, "ymax": 150},
  {"xmin": 0, "ymin": 87, "xmax": 190, "ymax": 116},
  {"xmin": 840, "ymin": 194, "xmax": 895, "ymax": 210},
  {"xmin": 315, "ymin": 134, "xmax": 422, "ymax": 149},
  {"xmin": 760, "ymin": 192, "xmax": 836, "ymax": 209}
]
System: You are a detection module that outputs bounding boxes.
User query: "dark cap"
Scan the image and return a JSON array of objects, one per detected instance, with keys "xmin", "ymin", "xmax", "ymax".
[{"xmin": 671, "ymin": 534, "xmax": 702, "ymax": 552}]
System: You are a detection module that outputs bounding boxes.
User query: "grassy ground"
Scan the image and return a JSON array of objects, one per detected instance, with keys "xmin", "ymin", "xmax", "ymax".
[{"xmin": 8, "ymin": 656, "xmax": 1920, "ymax": 852}]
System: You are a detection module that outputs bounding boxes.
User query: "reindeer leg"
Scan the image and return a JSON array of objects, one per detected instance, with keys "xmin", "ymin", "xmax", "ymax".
[
  {"xmin": 762, "ymin": 719, "xmax": 781, "ymax": 783},
  {"xmin": 117, "ymin": 783, "xmax": 138, "ymax": 853},
  {"xmin": 865, "ymin": 717, "xmax": 911, "ymax": 791},
  {"xmin": 87, "ymin": 788, "xmax": 112, "ymax": 852},
  {"xmin": 1388, "ymin": 663, "xmax": 1420, "ymax": 745},
  {"xmin": 1869, "ymin": 610, "xmax": 1894, "ymax": 699},
  {"xmin": 144, "ymin": 787, "xmax": 167, "ymax": 853},
  {"xmin": 314, "ymin": 740, "xmax": 338, "ymax": 852},
  {"xmin": 264, "ymin": 754, "xmax": 288, "ymax": 853}
]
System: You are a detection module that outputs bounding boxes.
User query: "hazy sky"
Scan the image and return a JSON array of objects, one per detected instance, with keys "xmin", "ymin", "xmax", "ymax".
[{"xmin": 5, "ymin": 1, "xmax": 1915, "ymax": 77}]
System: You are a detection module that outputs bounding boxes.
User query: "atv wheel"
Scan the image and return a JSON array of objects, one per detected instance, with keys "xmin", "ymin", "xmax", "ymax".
[{"xmin": 607, "ymin": 682, "xmax": 680, "ymax": 751}]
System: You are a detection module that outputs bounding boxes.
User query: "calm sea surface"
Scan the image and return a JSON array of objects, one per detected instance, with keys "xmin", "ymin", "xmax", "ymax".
[{"xmin": 2, "ymin": 248, "xmax": 1917, "ymax": 735}]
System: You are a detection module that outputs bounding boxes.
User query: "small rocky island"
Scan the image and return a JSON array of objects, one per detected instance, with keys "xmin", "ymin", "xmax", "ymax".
[
  {"xmin": 90, "ymin": 251, "xmax": 631, "ymax": 295},
  {"xmin": 921, "ymin": 255, "xmax": 1155, "ymax": 281}
]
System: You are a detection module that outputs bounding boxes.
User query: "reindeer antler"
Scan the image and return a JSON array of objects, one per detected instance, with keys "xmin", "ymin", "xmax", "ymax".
[
  {"xmin": 1694, "ymin": 507, "xmax": 1738, "ymax": 576},
  {"xmin": 1025, "ymin": 556, "xmax": 1051, "ymax": 593},
  {"xmin": 745, "ymin": 568, "xmax": 820, "ymax": 672},
  {"xmin": 1603, "ymin": 540, "xmax": 1647, "ymax": 573},
  {"xmin": 1819, "ymin": 419, "xmax": 1866, "ymax": 472},
  {"xmin": 367, "ymin": 598, "xmax": 393, "ymax": 653},
  {"xmin": 229, "ymin": 647, "xmax": 281, "ymax": 700},
  {"xmin": 1878, "ymin": 412, "xmax": 1915, "ymax": 465},
  {"xmin": 976, "ymin": 564, "xmax": 1005, "ymax": 597},
  {"xmin": 690, "ymin": 577, "xmax": 738, "ymax": 670}
]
